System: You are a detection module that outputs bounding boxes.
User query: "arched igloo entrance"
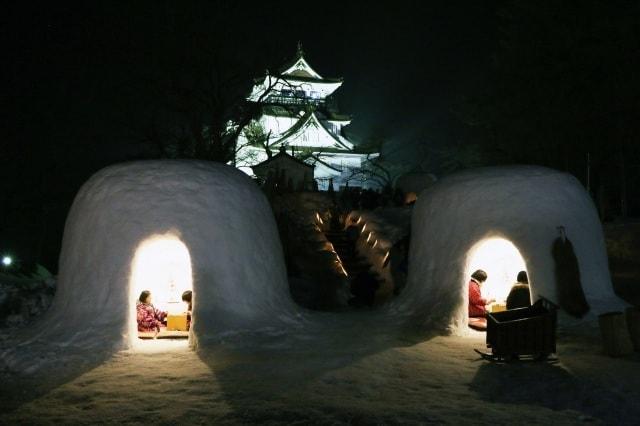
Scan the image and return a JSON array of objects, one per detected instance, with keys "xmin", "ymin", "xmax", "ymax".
[
  {"xmin": 1, "ymin": 161, "xmax": 300, "ymax": 372},
  {"xmin": 465, "ymin": 237, "xmax": 528, "ymax": 306},
  {"xmin": 392, "ymin": 166, "xmax": 626, "ymax": 335},
  {"xmin": 129, "ymin": 234, "xmax": 193, "ymax": 347}
]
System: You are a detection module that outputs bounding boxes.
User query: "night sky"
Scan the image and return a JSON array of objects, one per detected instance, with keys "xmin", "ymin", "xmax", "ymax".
[
  {"xmin": 5, "ymin": 2, "xmax": 498, "ymax": 155},
  {"xmin": 1, "ymin": 1, "xmax": 498, "ymax": 270}
]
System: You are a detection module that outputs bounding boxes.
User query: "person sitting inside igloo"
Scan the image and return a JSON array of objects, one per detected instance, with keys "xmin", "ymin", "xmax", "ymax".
[
  {"xmin": 506, "ymin": 271, "xmax": 531, "ymax": 310},
  {"xmin": 468, "ymin": 269, "xmax": 495, "ymax": 331},
  {"xmin": 136, "ymin": 290, "xmax": 167, "ymax": 333},
  {"xmin": 181, "ymin": 290, "xmax": 192, "ymax": 330}
]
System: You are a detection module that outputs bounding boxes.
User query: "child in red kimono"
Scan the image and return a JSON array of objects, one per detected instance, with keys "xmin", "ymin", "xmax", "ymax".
[
  {"xmin": 136, "ymin": 290, "xmax": 167, "ymax": 332},
  {"xmin": 468, "ymin": 269, "xmax": 494, "ymax": 330}
]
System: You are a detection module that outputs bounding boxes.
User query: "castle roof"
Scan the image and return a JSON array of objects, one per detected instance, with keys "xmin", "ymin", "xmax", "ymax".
[{"xmin": 277, "ymin": 42, "xmax": 342, "ymax": 83}]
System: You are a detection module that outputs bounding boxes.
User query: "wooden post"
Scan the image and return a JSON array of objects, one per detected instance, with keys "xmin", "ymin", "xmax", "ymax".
[
  {"xmin": 598, "ymin": 312, "xmax": 634, "ymax": 356},
  {"xmin": 626, "ymin": 307, "xmax": 640, "ymax": 352}
]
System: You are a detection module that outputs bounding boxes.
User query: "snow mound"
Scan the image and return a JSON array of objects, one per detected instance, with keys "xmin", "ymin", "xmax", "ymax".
[
  {"xmin": 391, "ymin": 166, "xmax": 626, "ymax": 334},
  {"xmin": 1, "ymin": 160, "xmax": 300, "ymax": 372}
]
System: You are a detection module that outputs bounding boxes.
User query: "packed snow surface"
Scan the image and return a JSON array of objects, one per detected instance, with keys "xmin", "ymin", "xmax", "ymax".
[
  {"xmin": 2, "ymin": 164, "xmax": 638, "ymax": 425},
  {"xmin": 2, "ymin": 316, "xmax": 640, "ymax": 425}
]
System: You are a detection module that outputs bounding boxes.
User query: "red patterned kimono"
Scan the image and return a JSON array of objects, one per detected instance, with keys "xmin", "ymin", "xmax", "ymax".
[
  {"xmin": 136, "ymin": 301, "xmax": 167, "ymax": 332},
  {"xmin": 468, "ymin": 279, "xmax": 488, "ymax": 318}
]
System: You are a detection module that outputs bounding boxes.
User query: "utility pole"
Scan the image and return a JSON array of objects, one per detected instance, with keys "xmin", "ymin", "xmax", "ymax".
[
  {"xmin": 619, "ymin": 150, "xmax": 628, "ymax": 218},
  {"xmin": 586, "ymin": 152, "xmax": 591, "ymax": 193}
]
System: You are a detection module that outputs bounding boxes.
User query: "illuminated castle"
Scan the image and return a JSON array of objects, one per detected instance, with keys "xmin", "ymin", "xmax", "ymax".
[{"xmin": 234, "ymin": 44, "xmax": 378, "ymax": 190}]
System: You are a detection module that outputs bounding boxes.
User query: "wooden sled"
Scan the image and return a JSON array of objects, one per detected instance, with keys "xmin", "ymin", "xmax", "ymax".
[{"xmin": 476, "ymin": 298, "xmax": 559, "ymax": 362}]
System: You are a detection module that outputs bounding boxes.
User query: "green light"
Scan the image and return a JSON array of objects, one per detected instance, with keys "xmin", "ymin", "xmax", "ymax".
[{"xmin": 2, "ymin": 256, "xmax": 12, "ymax": 266}]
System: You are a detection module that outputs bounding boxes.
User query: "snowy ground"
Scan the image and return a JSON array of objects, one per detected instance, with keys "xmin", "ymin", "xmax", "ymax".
[
  {"xmin": 1, "ymin": 313, "xmax": 640, "ymax": 425},
  {"xmin": 1, "ymin": 194, "xmax": 639, "ymax": 424}
]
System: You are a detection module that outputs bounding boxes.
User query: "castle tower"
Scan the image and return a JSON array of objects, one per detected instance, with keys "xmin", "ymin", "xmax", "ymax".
[{"xmin": 234, "ymin": 44, "xmax": 378, "ymax": 190}]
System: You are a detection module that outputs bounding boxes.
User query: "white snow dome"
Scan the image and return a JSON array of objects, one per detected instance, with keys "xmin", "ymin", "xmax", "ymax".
[
  {"xmin": 29, "ymin": 161, "xmax": 298, "ymax": 352},
  {"xmin": 392, "ymin": 166, "xmax": 625, "ymax": 335}
]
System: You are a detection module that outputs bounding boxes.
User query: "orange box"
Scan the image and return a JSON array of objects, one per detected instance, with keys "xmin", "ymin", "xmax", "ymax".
[
  {"xmin": 491, "ymin": 303, "xmax": 507, "ymax": 313},
  {"xmin": 166, "ymin": 314, "xmax": 188, "ymax": 331}
]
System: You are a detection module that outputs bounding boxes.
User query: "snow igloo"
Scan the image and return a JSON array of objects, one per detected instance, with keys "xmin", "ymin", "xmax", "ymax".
[
  {"xmin": 394, "ymin": 166, "xmax": 625, "ymax": 334},
  {"xmin": 22, "ymin": 161, "xmax": 298, "ymax": 353}
]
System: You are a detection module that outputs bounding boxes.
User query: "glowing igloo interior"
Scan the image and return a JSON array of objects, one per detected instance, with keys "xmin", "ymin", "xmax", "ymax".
[
  {"xmin": 129, "ymin": 234, "xmax": 193, "ymax": 346},
  {"xmin": 465, "ymin": 237, "xmax": 529, "ymax": 306}
]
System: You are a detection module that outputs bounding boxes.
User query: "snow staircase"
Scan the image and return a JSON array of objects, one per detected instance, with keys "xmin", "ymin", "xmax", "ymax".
[{"xmin": 324, "ymin": 228, "xmax": 383, "ymax": 306}]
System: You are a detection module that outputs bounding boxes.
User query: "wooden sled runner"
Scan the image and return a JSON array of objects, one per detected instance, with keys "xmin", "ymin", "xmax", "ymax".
[{"xmin": 474, "ymin": 348, "xmax": 558, "ymax": 363}]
